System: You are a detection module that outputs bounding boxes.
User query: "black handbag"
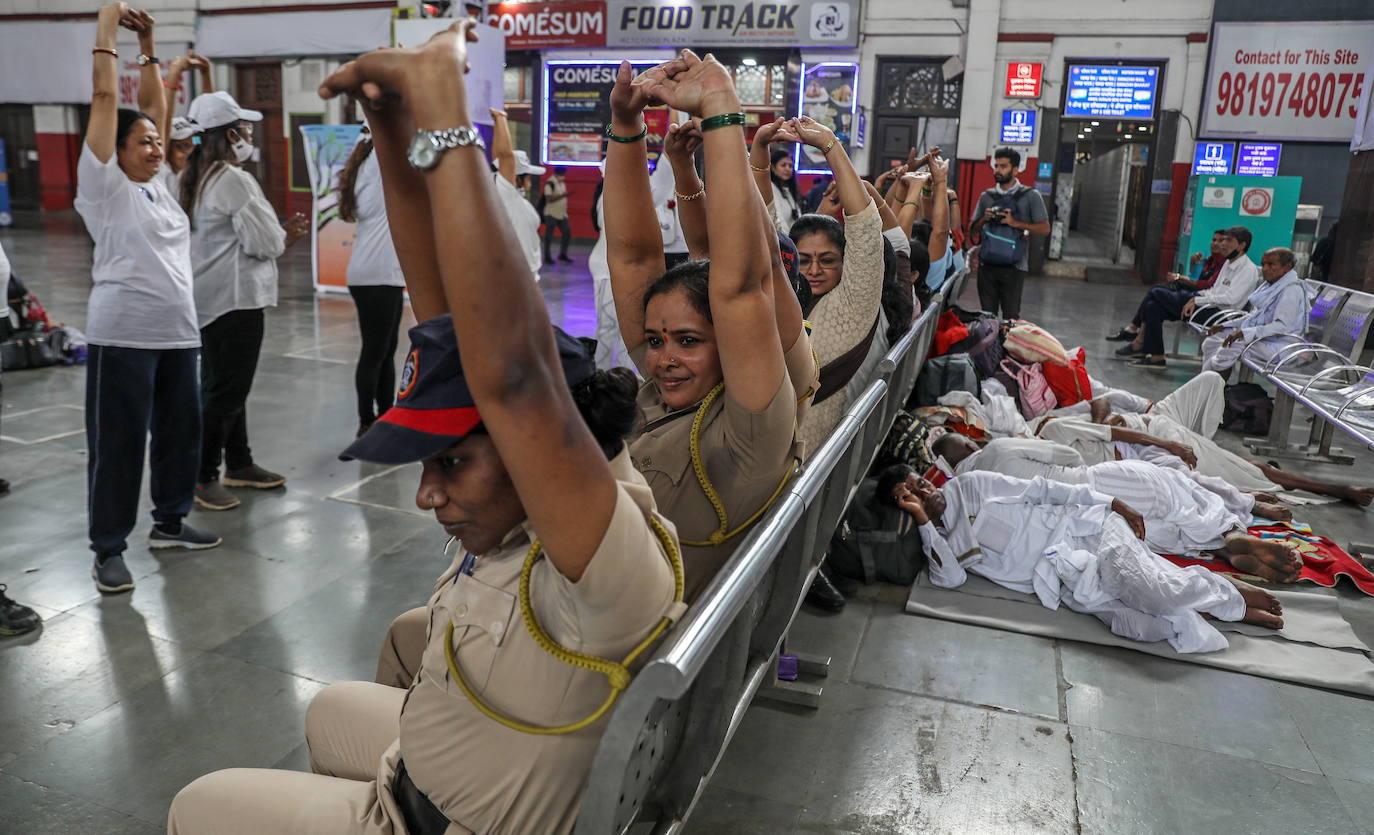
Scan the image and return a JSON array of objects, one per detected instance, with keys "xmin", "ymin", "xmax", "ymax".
[{"xmin": 0, "ymin": 329, "xmax": 65, "ymax": 371}]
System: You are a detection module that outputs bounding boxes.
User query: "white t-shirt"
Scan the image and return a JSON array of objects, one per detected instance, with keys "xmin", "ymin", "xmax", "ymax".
[
  {"xmin": 493, "ymin": 172, "xmax": 543, "ymax": 280},
  {"xmin": 74, "ymin": 145, "xmax": 199, "ymax": 349},
  {"xmin": 345, "ymin": 152, "xmax": 405, "ymax": 288},
  {"xmin": 189, "ymin": 163, "xmax": 284, "ymax": 329}
]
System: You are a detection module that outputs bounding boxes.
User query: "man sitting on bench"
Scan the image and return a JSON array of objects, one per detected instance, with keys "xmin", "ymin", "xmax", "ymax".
[
  {"xmin": 884, "ymin": 465, "xmax": 1284, "ymax": 653},
  {"xmin": 1201, "ymin": 247, "xmax": 1310, "ymax": 375}
]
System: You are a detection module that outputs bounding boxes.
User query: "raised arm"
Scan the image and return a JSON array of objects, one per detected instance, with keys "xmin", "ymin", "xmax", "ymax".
[
  {"xmin": 925, "ymin": 156, "xmax": 949, "ymax": 263},
  {"xmin": 321, "ymin": 23, "xmax": 618, "ymax": 580},
  {"xmin": 747, "ymin": 118, "xmax": 789, "ymax": 227},
  {"xmin": 489, "ymin": 108, "xmax": 516, "ymax": 185},
  {"xmin": 603, "ymin": 62, "xmax": 667, "ymax": 353},
  {"xmin": 662, "ymin": 119, "xmax": 707, "ymax": 259},
  {"xmin": 87, "ymin": 4, "xmax": 129, "ymax": 162},
  {"xmin": 191, "ymin": 51, "xmax": 214, "ymax": 94},
  {"xmin": 863, "ymin": 179, "xmax": 900, "ymax": 232},
  {"xmin": 639, "ymin": 50, "xmax": 786, "ymax": 411},
  {"xmin": 128, "ymin": 10, "xmax": 166, "ymax": 145},
  {"xmin": 791, "ymin": 116, "xmax": 868, "ymax": 216}
]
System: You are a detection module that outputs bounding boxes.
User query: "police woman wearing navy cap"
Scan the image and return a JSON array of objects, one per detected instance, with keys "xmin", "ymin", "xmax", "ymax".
[{"xmin": 169, "ymin": 21, "xmax": 681, "ymax": 835}]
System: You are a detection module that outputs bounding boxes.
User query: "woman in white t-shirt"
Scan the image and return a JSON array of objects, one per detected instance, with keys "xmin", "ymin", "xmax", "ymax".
[
  {"xmin": 336, "ymin": 124, "xmax": 407, "ymax": 439},
  {"xmin": 178, "ymin": 91, "xmax": 306, "ymax": 511},
  {"xmin": 76, "ymin": 4, "xmax": 222, "ymax": 596}
]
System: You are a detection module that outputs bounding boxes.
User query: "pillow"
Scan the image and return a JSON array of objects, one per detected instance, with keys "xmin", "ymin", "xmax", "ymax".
[{"xmin": 1004, "ymin": 322, "xmax": 1070, "ymax": 366}]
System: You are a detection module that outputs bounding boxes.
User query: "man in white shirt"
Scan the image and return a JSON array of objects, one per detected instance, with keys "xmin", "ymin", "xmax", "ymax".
[
  {"xmin": 931, "ymin": 434, "xmax": 1300, "ymax": 582},
  {"xmin": 888, "ymin": 467, "xmax": 1284, "ymax": 653},
  {"xmin": 1201, "ymin": 247, "xmax": 1309, "ymax": 374},
  {"xmin": 1130, "ymin": 226, "xmax": 1260, "ymax": 369}
]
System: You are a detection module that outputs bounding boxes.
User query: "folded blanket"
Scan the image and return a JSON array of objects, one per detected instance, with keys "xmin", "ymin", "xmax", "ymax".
[{"xmin": 1162, "ymin": 523, "xmax": 1374, "ymax": 597}]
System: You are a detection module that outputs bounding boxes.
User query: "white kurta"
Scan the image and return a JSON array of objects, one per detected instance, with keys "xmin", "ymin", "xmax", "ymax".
[
  {"xmin": 1045, "ymin": 372, "xmax": 1224, "ymax": 440},
  {"xmin": 922, "ymin": 471, "xmax": 1245, "ymax": 653}
]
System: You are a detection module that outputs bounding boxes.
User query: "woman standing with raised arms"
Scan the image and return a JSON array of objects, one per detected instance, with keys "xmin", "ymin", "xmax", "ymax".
[
  {"xmin": 604, "ymin": 52, "xmax": 803, "ymax": 601},
  {"xmin": 79, "ymin": 4, "xmax": 220, "ymax": 596},
  {"xmin": 169, "ymin": 22, "xmax": 680, "ymax": 835}
]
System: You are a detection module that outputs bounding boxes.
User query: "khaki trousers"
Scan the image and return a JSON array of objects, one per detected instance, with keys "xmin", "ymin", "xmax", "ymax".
[{"xmin": 167, "ymin": 681, "xmax": 406, "ymax": 833}]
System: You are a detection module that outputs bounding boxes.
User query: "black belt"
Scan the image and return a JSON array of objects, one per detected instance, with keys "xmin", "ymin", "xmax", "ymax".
[{"xmin": 393, "ymin": 759, "xmax": 452, "ymax": 835}]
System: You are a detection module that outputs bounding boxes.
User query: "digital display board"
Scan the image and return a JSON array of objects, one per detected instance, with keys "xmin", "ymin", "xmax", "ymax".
[
  {"xmin": 542, "ymin": 60, "xmax": 667, "ymax": 167},
  {"xmin": 1191, "ymin": 141, "xmax": 1235, "ymax": 176},
  {"xmin": 796, "ymin": 62, "xmax": 859, "ymax": 174},
  {"xmin": 1236, "ymin": 142, "xmax": 1282, "ymax": 177},
  {"xmin": 999, "ymin": 109, "xmax": 1037, "ymax": 145},
  {"xmin": 1064, "ymin": 64, "xmax": 1160, "ymax": 120}
]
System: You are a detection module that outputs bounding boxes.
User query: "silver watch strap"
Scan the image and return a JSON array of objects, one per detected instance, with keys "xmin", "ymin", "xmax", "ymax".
[{"xmin": 430, "ymin": 126, "xmax": 485, "ymax": 151}]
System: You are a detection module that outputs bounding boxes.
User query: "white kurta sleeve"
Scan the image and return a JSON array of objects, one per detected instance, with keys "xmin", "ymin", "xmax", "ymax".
[
  {"xmin": 919, "ymin": 521, "xmax": 967, "ymax": 588},
  {"xmin": 213, "ymin": 169, "xmax": 285, "ymax": 261}
]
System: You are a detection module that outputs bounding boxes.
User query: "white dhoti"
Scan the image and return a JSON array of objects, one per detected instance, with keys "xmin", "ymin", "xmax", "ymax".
[
  {"xmin": 1038, "ymin": 515, "xmax": 1246, "ymax": 653},
  {"xmin": 1084, "ymin": 460, "xmax": 1247, "ymax": 555},
  {"xmin": 1148, "ymin": 370, "xmax": 1225, "ymax": 438},
  {"xmin": 589, "ymin": 237, "xmax": 632, "ymax": 371},
  {"xmin": 1131, "ymin": 415, "xmax": 1281, "ymax": 493},
  {"xmin": 1201, "ymin": 332, "xmax": 1282, "ymax": 374}
]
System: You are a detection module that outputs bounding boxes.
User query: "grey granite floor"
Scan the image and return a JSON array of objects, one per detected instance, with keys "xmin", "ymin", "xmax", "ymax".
[{"xmin": 1, "ymin": 214, "xmax": 1371, "ymax": 834}]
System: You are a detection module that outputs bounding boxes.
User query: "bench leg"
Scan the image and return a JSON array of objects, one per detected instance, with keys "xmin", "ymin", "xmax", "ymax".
[
  {"xmin": 793, "ymin": 651, "xmax": 832, "ymax": 678},
  {"xmin": 1165, "ymin": 321, "xmax": 1204, "ymax": 363},
  {"xmin": 1244, "ymin": 395, "xmax": 1355, "ymax": 465}
]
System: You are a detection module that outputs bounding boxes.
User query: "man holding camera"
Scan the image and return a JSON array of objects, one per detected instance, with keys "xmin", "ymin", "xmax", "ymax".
[{"xmin": 969, "ymin": 147, "xmax": 1049, "ymax": 319}]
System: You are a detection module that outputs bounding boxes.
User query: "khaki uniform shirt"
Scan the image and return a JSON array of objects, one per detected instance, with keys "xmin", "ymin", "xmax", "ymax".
[
  {"xmin": 388, "ymin": 450, "xmax": 677, "ymax": 835},
  {"xmin": 629, "ymin": 370, "xmax": 800, "ymax": 602}
]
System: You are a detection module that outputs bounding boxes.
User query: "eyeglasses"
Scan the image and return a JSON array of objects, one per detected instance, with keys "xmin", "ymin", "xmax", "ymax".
[{"xmin": 799, "ymin": 255, "xmax": 842, "ymax": 271}]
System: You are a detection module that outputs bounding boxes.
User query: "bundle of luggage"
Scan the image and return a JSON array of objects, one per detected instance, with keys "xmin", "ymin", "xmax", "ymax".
[{"xmin": 3, "ymin": 272, "xmax": 84, "ymax": 372}]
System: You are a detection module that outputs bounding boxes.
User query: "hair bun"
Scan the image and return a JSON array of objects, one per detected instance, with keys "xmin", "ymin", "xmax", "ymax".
[{"xmin": 572, "ymin": 367, "xmax": 639, "ymax": 459}]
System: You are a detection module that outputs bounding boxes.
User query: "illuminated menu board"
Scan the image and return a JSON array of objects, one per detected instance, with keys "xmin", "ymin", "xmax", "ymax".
[{"xmin": 1064, "ymin": 64, "xmax": 1160, "ymax": 120}]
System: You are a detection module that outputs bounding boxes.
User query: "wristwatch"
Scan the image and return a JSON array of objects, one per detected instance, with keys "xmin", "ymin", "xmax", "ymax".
[
  {"xmin": 407, "ymin": 126, "xmax": 485, "ymax": 171},
  {"xmin": 136, "ymin": 54, "xmax": 160, "ymax": 66}
]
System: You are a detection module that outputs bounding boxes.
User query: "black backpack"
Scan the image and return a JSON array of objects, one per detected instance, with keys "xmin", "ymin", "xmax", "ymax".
[
  {"xmin": 827, "ymin": 478, "xmax": 927, "ymax": 586},
  {"xmin": 913, "ymin": 353, "xmax": 979, "ymax": 408},
  {"xmin": 1221, "ymin": 382, "xmax": 1273, "ymax": 435},
  {"xmin": 979, "ymin": 186, "xmax": 1032, "ymax": 266}
]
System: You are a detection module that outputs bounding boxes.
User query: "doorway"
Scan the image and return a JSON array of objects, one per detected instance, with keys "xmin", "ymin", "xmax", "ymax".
[
  {"xmin": 0, "ymin": 105, "xmax": 40, "ymax": 212},
  {"xmin": 233, "ymin": 62, "xmax": 286, "ymax": 214},
  {"xmin": 1053, "ymin": 118, "xmax": 1156, "ymax": 268}
]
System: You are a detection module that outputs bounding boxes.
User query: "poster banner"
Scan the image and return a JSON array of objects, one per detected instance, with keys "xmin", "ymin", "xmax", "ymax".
[
  {"xmin": 489, "ymin": 1, "xmax": 607, "ymax": 49},
  {"xmin": 543, "ymin": 60, "xmax": 668, "ymax": 167},
  {"xmin": 1201, "ymin": 21, "xmax": 1374, "ymax": 142},
  {"xmin": 299, "ymin": 124, "xmax": 362, "ymax": 293},
  {"xmin": 605, "ymin": 0, "xmax": 857, "ymax": 48},
  {"xmin": 796, "ymin": 61, "xmax": 857, "ymax": 174}
]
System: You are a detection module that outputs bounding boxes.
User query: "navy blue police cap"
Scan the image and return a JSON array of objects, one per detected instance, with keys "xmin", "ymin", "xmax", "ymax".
[
  {"xmin": 776, "ymin": 230, "xmax": 799, "ymax": 284},
  {"xmin": 339, "ymin": 314, "xmax": 597, "ymax": 465}
]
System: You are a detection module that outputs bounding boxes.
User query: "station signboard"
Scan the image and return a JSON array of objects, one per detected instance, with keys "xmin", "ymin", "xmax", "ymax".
[
  {"xmin": 1064, "ymin": 64, "xmax": 1160, "ymax": 120},
  {"xmin": 1191, "ymin": 141, "xmax": 1235, "ymax": 175},
  {"xmin": 999, "ymin": 109, "xmax": 1037, "ymax": 145},
  {"xmin": 1236, "ymin": 142, "xmax": 1282, "ymax": 177},
  {"xmin": 1004, "ymin": 62, "xmax": 1043, "ymax": 98}
]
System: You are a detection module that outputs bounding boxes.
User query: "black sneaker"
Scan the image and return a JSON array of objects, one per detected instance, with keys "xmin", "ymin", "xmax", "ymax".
[
  {"xmin": 1128, "ymin": 356, "xmax": 1168, "ymax": 370},
  {"xmin": 558, "ymin": 254, "xmax": 574, "ymax": 263},
  {"xmin": 222, "ymin": 464, "xmax": 286, "ymax": 489},
  {"xmin": 1105, "ymin": 328, "xmax": 1138, "ymax": 342},
  {"xmin": 92, "ymin": 555, "xmax": 135, "ymax": 593},
  {"xmin": 149, "ymin": 522, "xmax": 222, "ymax": 551},
  {"xmin": 195, "ymin": 480, "xmax": 241, "ymax": 511},
  {"xmin": 1114, "ymin": 344, "xmax": 1146, "ymax": 358},
  {"xmin": 0, "ymin": 584, "xmax": 40, "ymax": 634},
  {"xmin": 804, "ymin": 568, "xmax": 846, "ymax": 611}
]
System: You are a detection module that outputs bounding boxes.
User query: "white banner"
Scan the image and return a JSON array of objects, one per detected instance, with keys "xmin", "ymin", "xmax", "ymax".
[{"xmin": 1200, "ymin": 21, "xmax": 1374, "ymax": 143}]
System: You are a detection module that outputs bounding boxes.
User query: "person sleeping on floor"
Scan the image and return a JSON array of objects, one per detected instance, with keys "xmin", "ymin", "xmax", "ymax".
[{"xmin": 881, "ymin": 464, "xmax": 1284, "ymax": 654}]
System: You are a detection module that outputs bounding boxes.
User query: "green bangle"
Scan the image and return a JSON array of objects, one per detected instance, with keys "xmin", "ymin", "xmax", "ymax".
[
  {"xmin": 605, "ymin": 123, "xmax": 646, "ymax": 143},
  {"xmin": 699, "ymin": 112, "xmax": 747, "ymax": 132}
]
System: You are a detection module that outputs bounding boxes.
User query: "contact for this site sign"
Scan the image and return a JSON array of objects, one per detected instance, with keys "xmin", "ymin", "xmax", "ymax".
[
  {"xmin": 606, "ymin": 0, "xmax": 857, "ymax": 48},
  {"xmin": 1201, "ymin": 21, "xmax": 1374, "ymax": 143}
]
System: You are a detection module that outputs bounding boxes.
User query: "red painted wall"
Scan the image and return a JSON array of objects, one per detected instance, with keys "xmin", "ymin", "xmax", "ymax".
[
  {"xmin": 36, "ymin": 132, "xmax": 80, "ymax": 211},
  {"xmin": 956, "ymin": 155, "xmax": 1039, "ymax": 228}
]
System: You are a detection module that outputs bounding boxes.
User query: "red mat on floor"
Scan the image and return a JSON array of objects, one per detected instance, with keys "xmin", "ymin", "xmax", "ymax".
[{"xmin": 1164, "ymin": 524, "xmax": 1374, "ymax": 597}]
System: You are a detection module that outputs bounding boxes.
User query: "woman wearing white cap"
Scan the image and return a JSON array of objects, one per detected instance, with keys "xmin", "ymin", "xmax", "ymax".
[
  {"xmin": 489, "ymin": 108, "xmax": 544, "ymax": 281},
  {"xmin": 78, "ymin": 4, "xmax": 222, "ymax": 595},
  {"xmin": 180, "ymin": 89, "xmax": 308, "ymax": 510},
  {"xmin": 337, "ymin": 122, "xmax": 408, "ymax": 439}
]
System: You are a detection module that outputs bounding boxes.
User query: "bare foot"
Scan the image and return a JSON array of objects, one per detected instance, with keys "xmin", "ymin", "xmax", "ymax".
[
  {"xmin": 1223, "ymin": 534, "xmax": 1303, "ymax": 581},
  {"xmin": 1226, "ymin": 575, "xmax": 1283, "ymax": 617},
  {"xmin": 1251, "ymin": 491, "xmax": 1280, "ymax": 504},
  {"xmin": 1242, "ymin": 606, "xmax": 1284, "ymax": 629},
  {"xmin": 1252, "ymin": 501, "xmax": 1292, "ymax": 522},
  {"xmin": 1340, "ymin": 486, "xmax": 1374, "ymax": 507}
]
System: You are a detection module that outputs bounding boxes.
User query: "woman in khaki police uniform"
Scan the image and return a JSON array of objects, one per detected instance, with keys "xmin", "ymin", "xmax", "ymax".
[
  {"xmin": 603, "ymin": 52, "xmax": 809, "ymax": 602},
  {"xmin": 168, "ymin": 22, "xmax": 680, "ymax": 834}
]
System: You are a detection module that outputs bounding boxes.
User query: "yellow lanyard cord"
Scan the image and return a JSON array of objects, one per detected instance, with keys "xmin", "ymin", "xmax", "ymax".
[
  {"xmin": 444, "ymin": 516, "xmax": 685, "ymax": 736},
  {"xmin": 680, "ymin": 383, "xmax": 797, "ymax": 548}
]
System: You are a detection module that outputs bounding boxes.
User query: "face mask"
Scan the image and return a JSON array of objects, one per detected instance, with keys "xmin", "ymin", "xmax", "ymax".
[{"xmin": 230, "ymin": 131, "xmax": 259, "ymax": 163}]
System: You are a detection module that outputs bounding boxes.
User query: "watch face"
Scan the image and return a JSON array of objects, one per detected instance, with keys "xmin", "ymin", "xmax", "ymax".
[
  {"xmin": 137, "ymin": 55, "xmax": 149, "ymax": 66},
  {"xmin": 408, "ymin": 133, "xmax": 438, "ymax": 170}
]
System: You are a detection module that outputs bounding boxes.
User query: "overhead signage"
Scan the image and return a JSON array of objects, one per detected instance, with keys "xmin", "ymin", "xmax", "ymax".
[
  {"xmin": 1201, "ymin": 21, "xmax": 1374, "ymax": 143},
  {"xmin": 488, "ymin": 1, "xmax": 606, "ymax": 49},
  {"xmin": 1236, "ymin": 142, "xmax": 1282, "ymax": 176},
  {"xmin": 604, "ymin": 0, "xmax": 858, "ymax": 48},
  {"xmin": 1005, "ymin": 62, "xmax": 1043, "ymax": 98},
  {"xmin": 797, "ymin": 62, "xmax": 859, "ymax": 173},
  {"xmin": 1064, "ymin": 64, "xmax": 1160, "ymax": 120},
  {"xmin": 543, "ymin": 60, "xmax": 668, "ymax": 167},
  {"xmin": 1191, "ymin": 141, "xmax": 1235, "ymax": 175},
  {"xmin": 999, "ymin": 108, "xmax": 1037, "ymax": 145}
]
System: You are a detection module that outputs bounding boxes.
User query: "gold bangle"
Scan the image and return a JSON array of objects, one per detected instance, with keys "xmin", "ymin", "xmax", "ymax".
[
  {"xmin": 675, "ymin": 186, "xmax": 705, "ymax": 201},
  {"xmin": 749, "ymin": 161, "xmax": 769, "ymax": 173},
  {"xmin": 902, "ymin": 201, "xmax": 920, "ymax": 207},
  {"xmin": 820, "ymin": 137, "xmax": 837, "ymax": 155}
]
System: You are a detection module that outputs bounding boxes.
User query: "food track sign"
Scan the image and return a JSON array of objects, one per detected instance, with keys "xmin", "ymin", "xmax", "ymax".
[
  {"xmin": 604, "ymin": 0, "xmax": 858, "ymax": 48},
  {"xmin": 1004, "ymin": 62, "xmax": 1043, "ymax": 98},
  {"xmin": 1201, "ymin": 21, "xmax": 1374, "ymax": 143}
]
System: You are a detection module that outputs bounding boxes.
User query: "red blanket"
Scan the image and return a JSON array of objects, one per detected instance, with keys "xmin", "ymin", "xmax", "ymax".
[{"xmin": 1163, "ymin": 524, "xmax": 1374, "ymax": 597}]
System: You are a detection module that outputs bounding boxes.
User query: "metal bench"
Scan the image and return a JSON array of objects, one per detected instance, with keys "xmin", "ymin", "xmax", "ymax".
[
  {"xmin": 1241, "ymin": 286, "xmax": 1374, "ymax": 464},
  {"xmin": 573, "ymin": 275, "xmax": 958, "ymax": 834}
]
